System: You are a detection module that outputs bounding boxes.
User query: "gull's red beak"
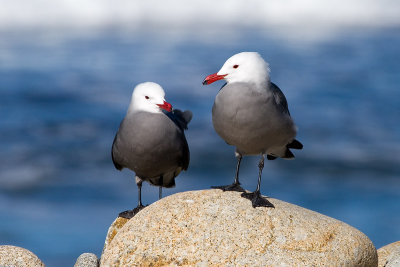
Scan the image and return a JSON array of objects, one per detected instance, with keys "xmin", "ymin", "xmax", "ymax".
[
  {"xmin": 157, "ymin": 100, "xmax": 173, "ymax": 112},
  {"xmin": 202, "ymin": 73, "xmax": 227, "ymax": 85}
]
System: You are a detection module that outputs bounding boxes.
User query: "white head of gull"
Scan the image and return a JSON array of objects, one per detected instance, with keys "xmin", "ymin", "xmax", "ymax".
[
  {"xmin": 203, "ymin": 52, "xmax": 270, "ymax": 88},
  {"xmin": 128, "ymin": 82, "xmax": 172, "ymax": 114}
]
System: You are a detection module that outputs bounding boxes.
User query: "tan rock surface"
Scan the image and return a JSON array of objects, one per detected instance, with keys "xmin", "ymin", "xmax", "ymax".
[
  {"xmin": 75, "ymin": 252, "xmax": 99, "ymax": 267},
  {"xmin": 101, "ymin": 189, "xmax": 378, "ymax": 266},
  {"xmin": 0, "ymin": 245, "xmax": 45, "ymax": 267},
  {"xmin": 102, "ymin": 216, "xmax": 129, "ymax": 256},
  {"xmin": 378, "ymin": 241, "xmax": 400, "ymax": 267}
]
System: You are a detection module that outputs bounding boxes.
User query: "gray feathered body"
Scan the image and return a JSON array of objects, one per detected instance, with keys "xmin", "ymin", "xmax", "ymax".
[
  {"xmin": 112, "ymin": 111, "xmax": 190, "ymax": 188},
  {"xmin": 212, "ymin": 82, "xmax": 297, "ymax": 157}
]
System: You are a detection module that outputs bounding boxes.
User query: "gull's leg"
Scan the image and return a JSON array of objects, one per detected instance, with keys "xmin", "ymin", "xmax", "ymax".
[
  {"xmin": 119, "ymin": 176, "xmax": 147, "ymax": 219},
  {"xmin": 212, "ymin": 151, "xmax": 245, "ymax": 192},
  {"xmin": 241, "ymin": 154, "xmax": 274, "ymax": 208}
]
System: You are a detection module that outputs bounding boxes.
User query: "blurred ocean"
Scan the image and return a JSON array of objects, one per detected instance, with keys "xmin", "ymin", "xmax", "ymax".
[{"xmin": 1, "ymin": 1, "xmax": 400, "ymax": 266}]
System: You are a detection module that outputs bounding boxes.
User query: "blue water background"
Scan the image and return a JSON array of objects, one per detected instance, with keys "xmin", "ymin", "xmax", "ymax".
[{"xmin": 1, "ymin": 28, "xmax": 399, "ymax": 265}]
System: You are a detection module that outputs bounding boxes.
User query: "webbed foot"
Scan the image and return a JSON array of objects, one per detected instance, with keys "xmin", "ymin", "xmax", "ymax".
[
  {"xmin": 241, "ymin": 191, "xmax": 274, "ymax": 208},
  {"xmin": 211, "ymin": 183, "xmax": 245, "ymax": 192},
  {"xmin": 118, "ymin": 204, "xmax": 147, "ymax": 219}
]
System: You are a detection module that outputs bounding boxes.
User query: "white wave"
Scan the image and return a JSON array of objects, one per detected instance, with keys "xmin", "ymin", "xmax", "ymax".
[
  {"xmin": 0, "ymin": 165, "xmax": 52, "ymax": 190},
  {"xmin": 1, "ymin": 0, "xmax": 399, "ymax": 40}
]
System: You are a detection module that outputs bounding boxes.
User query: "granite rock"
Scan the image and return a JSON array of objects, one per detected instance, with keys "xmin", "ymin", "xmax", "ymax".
[
  {"xmin": 0, "ymin": 245, "xmax": 45, "ymax": 267},
  {"xmin": 74, "ymin": 253, "xmax": 99, "ymax": 267},
  {"xmin": 102, "ymin": 217, "xmax": 129, "ymax": 257},
  {"xmin": 378, "ymin": 241, "xmax": 400, "ymax": 267},
  {"xmin": 101, "ymin": 189, "xmax": 378, "ymax": 266}
]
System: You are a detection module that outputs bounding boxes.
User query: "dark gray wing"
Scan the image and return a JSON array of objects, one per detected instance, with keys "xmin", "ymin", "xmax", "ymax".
[
  {"xmin": 111, "ymin": 125, "xmax": 123, "ymax": 170},
  {"xmin": 154, "ymin": 109, "xmax": 191, "ymax": 172},
  {"xmin": 181, "ymin": 134, "xmax": 190, "ymax": 171},
  {"xmin": 270, "ymin": 82, "xmax": 303, "ymax": 157},
  {"xmin": 270, "ymin": 82, "xmax": 290, "ymax": 116},
  {"xmin": 164, "ymin": 109, "xmax": 193, "ymax": 130},
  {"xmin": 172, "ymin": 109, "xmax": 191, "ymax": 170}
]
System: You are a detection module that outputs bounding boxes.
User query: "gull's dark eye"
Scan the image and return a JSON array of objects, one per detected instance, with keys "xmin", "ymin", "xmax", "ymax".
[
  {"xmin": 233, "ymin": 65, "xmax": 239, "ymax": 69},
  {"xmin": 145, "ymin": 96, "xmax": 149, "ymax": 99}
]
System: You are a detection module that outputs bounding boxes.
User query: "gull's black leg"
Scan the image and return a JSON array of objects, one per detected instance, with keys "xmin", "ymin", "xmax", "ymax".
[
  {"xmin": 119, "ymin": 177, "xmax": 147, "ymax": 219},
  {"xmin": 212, "ymin": 152, "xmax": 245, "ymax": 192},
  {"xmin": 241, "ymin": 154, "xmax": 274, "ymax": 208},
  {"xmin": 159, "ymin": 186, "xmax": 162, "ymax": 200}
]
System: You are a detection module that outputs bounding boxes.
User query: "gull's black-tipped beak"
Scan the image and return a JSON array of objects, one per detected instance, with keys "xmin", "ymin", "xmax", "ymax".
[
  {"xmin": 203, "ymin": 73, "xmax": 227, "ymax": 85},
  {"xmin": 157, "ymin": 100, "xmax": 173, "ymax": 112}
]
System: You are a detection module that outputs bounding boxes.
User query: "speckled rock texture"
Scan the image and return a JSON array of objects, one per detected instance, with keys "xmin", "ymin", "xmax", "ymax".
[
  {"xmin": 101, "ymin": 189, "xmax": 378, "ymax": 266},
  {"xmin": 378, "ymin": 241, "xmax": 400, "ymax": 267},
  {"xmin": 102, "ymin": 217, "xmax": 129, "ymax": 256},
  {"xmin": 0, "ymin": 245, "xmax": 45, "ymax": 267},
  {"xmin": 74, "ymin": 253, "xmax": 99, "ymax": 267}
]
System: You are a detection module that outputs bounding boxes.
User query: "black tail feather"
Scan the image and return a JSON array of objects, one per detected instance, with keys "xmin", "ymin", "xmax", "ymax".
[
  {"xmin": 284, "ymin": 149, "xmax": 295, "ymax": 159},
  {"xmin": 287, "ymin": 139, "xmax": 303, "ymax": 150},
  {"xmin": 267, "ymin": 139, "xmax": 302, "ymax": 160}
]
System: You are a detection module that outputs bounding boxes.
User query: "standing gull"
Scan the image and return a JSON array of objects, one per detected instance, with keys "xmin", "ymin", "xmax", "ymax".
[
  {"xmin": 203, "ymin": 52, "xmax": 302, "ymax": 208},
  {"xmin": 112, "ymin": 82, "xmax": 192, "ymax": 218}
]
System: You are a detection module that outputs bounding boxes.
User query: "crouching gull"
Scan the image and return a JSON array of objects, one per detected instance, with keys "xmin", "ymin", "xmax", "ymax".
[
  {"xmin": 112, "ymin": 82, "xmax": 192, "ymax": 218},
  {"xmin": 203, "ymin": 52, "xmax": 303, "ymax": 208}
]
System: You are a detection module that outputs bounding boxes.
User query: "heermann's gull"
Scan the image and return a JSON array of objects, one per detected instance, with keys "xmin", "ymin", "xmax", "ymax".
[
  {"xmin": 203, "ymin": 52, "xmax": 303, "ymax": 208},
  {"xmin": 112, "ymin": 82, "xmax": 192, "ymax": 218}
]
